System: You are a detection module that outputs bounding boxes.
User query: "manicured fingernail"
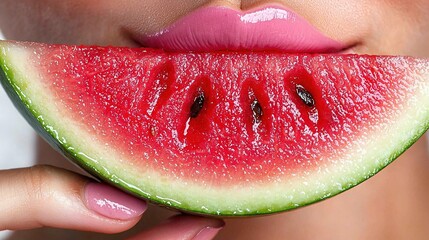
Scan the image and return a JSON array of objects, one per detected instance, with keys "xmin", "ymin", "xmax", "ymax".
[
  {"xmin": 84, "ymin": 182, "xmax": 147, "ymax": 220},
  {"xmin": 193, "ymin": 224, "xmax": 224, "ymax": 240}
]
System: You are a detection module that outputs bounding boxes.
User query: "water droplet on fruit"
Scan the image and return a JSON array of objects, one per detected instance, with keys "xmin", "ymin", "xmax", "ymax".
[
  {"xmin": 296, "ymin": 85, "xmax": 315, "ymax": 107},
  {"xmin": 190, "ymin": 90, "xmax": 205, "ymax": 118},
  {"xmin": 251, "ymin": 99, "xmax": 263, "ymax": 123},
  {"xmin": 183, "ymin": 118, "xmax": 191, "ymax": 136}
]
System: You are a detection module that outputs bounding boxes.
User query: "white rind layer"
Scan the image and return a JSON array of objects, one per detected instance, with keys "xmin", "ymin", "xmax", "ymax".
[{"xmin": 1, "ymin": 42, "xmax": 428, "ymax": 215}]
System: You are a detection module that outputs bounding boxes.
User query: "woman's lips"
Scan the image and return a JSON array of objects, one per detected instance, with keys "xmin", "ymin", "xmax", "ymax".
[{"xmin": 137, "ymin": 5, "xmax": 347, "ymax": 53}]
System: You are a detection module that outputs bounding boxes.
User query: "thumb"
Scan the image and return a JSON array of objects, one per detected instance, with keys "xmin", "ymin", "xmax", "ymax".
[{"xmin": 0, "ymin": 165, "xmax": 147, "ymax": 233}]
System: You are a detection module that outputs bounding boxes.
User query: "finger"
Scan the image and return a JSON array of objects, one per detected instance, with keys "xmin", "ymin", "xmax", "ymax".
[
  {"xmin": 0, "ymin": 165, "xmax": 147, "ymax": 233},
  {"xmin": 128, "ymin": 214, "xmax": 224, "ymax": 240}
]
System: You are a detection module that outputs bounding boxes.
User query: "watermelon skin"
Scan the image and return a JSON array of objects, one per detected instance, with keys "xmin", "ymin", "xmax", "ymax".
[{"xmin": 0, "ymin": 41, "xmax": 429, "ymax": 216}]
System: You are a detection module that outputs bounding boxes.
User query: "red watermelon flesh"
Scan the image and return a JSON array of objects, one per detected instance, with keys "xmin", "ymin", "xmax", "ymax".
[
  {"xmin": 46, "ymin": 47, "xmax": 407, "ymax": 183},
  {"xmin": 0, "ymin": 41, "xmax": 428, "ymax": 215}
]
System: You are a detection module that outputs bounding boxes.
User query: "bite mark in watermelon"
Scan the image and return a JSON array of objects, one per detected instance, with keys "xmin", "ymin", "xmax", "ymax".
[{"xmin": 1, "ymin": 41, "xmax": 429, "ymax": 216}]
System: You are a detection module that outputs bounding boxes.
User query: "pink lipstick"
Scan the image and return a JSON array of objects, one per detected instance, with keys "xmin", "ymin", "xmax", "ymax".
[{"xmin": 139, "ymin": 5, "xmax": 346, "ymax": 53}]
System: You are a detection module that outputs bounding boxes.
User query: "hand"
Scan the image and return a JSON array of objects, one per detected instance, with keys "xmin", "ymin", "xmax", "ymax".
[{"xmin": 0, "ymin": 165, "xmax": 224, "ymax": 239}]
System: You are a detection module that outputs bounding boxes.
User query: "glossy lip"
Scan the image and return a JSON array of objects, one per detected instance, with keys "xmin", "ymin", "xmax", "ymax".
[{"xmin": 136, "ymin": 5, "xmax": 348, "ymax": 53}]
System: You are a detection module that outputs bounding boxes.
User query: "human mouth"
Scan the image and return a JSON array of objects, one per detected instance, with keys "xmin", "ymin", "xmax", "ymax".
[{"xmin": 136, "ymin": 5, "xmax": 347, "ymax": 53}]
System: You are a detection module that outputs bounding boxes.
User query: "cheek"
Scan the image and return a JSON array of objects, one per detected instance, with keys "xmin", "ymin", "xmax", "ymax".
[
  {"xmin": 365, "ymin": 0, "xmax": 429, "ymax": 56},
  {"xmin": 0, "ymin": 0, "xmax": 132, "ymax": 46}
]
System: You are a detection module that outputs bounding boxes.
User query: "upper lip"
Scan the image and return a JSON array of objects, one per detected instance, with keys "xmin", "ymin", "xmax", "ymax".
[{"xmin": 134, "ymin": 4, "xmax": 350, "ymax": 53}]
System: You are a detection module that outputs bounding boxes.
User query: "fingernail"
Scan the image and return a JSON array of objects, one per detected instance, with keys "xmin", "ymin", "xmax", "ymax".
[
  {"xmin": 193, "ymin": 224, "xmax": 224, "ymax": 240},
  {"xmin": 84, "ymin": 182, "xmax": 147, "ymax": 220}
]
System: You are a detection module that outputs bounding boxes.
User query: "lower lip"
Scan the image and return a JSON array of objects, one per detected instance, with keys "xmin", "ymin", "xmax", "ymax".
[{"xmin": 137, "ymin": 6, "xmax": 346, "ymax": 53}]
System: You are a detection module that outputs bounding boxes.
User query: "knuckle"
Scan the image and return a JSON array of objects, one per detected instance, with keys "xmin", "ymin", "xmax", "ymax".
[{"xmin": 23, "ymin": 165, "xmax": 56, "ymax": 201}]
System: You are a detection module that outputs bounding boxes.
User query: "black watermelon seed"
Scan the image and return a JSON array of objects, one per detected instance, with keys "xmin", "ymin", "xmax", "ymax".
[
  {"xmin": 296, "ymin": 85, "xmax": 315, "ymax": 107},
  {"xmin": 251, "ymin": 99, "xmax": 263, "ymax": 123},
  {"xmin": 190, "ymin": 91, "xmax": 205, "ymax": 118}
]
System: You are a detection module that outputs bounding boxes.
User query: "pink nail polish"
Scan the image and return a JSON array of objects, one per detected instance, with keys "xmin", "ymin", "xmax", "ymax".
[
  {"xmin": 193, "ymin": 226, "xmax": 224, "ymax": 240},
  {"xmin": 84, "ymin": 182, "xmax": 147, "ymax": 220}
]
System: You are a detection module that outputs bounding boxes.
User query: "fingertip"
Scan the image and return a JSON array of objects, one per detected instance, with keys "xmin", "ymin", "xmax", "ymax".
[
  {"xmin": 84, "ymin": 182, "xmax": 147, "ymax": 221},
  {"xmin": 187, "ymin": 215, "xmax": 225, "ymax": 240},
  {"xmin": 193, "ymin": 225, "xmax": 224, "ymax": 240},
  {"xmin": 75, "ymin": 181, "xmax": 148, "ymax": 234},
  {"xmin": 0, "ymin": 166, "xmax": 146, "ymax": 233},
  {"xmin": 167, "ymin": 214, "xmax": 225, "ymax": 229},
  {"xmin": 129, "ymin": 214, "xmax": 225, "ymax": 240}
]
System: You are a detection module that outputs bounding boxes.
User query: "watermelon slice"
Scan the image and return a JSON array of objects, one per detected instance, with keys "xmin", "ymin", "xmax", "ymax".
[{"xmin": 0, "ymin": 41, "xmax": 428, "ymax": 216}]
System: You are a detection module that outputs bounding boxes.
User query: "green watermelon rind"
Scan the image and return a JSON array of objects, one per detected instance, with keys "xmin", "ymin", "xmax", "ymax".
[
  {"xmin": 0, "ymin": 42, "xmax": 428, "ymax": 216},
  {"xmin": 0, "ymin": 46, "xmax": 107, "ymax": 182}
]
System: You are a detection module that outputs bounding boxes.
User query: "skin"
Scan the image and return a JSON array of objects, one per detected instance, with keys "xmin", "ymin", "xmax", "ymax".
[{"xmin": 0, "ymin": 0, "xmax": 429, "ymax": 239}]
